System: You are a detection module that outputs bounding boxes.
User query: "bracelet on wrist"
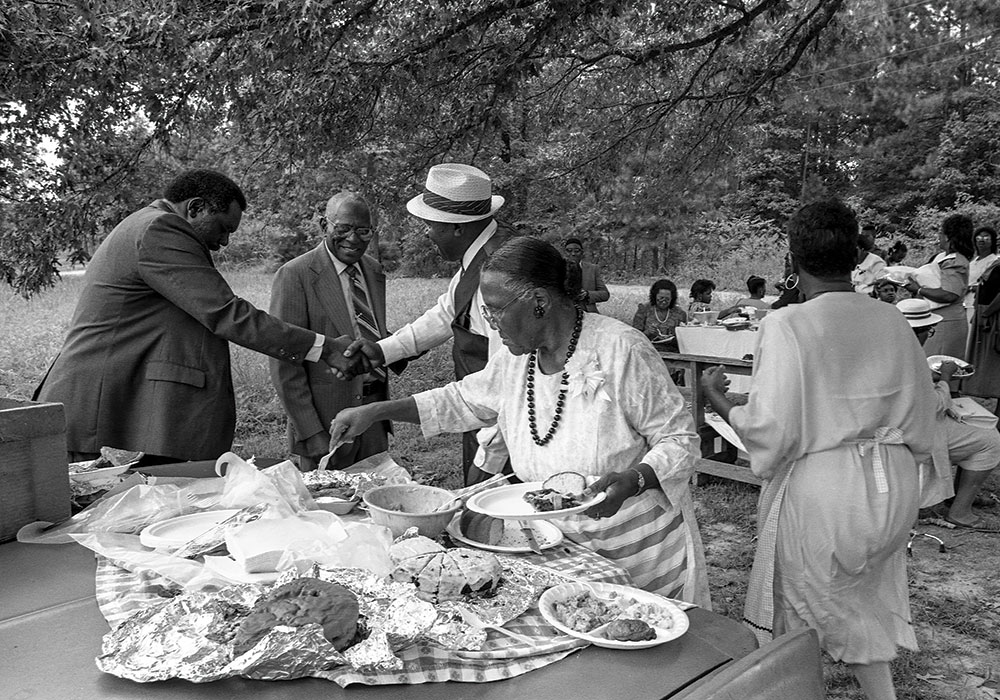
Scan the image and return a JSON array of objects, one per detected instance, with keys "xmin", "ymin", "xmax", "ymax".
[{"xmin": 627, "ymin": 466, "xmax": 645, "ymax": 497}]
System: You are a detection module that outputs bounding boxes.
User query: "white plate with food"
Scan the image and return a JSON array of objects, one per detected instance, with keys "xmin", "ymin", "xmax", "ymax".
[
  {"xmin": 720, "ymin": 317, "xmax": 752, "ymax": 330},
  {"xmin": 465, "ymin": 472, "xmax": 606, "ymax": 521},
  {"xmin": 927, "ymin": 355, "xmax": 975, "ymax": 378},
  {"xmin": 538, "ymin": 581, "xmax": 689, "ymax": 649},
  {"xmin": 139, "ymin": 509, "xmax": 241, "ymax": 550},
  {"xmin": 446, "ymin": 514, "xmax": 564, "ymax": 553}
]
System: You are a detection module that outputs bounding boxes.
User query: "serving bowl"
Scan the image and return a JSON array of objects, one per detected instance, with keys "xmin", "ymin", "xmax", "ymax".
[{"xmin": 363, "ymin": 483, "xmax": 461, "ymax": 538}]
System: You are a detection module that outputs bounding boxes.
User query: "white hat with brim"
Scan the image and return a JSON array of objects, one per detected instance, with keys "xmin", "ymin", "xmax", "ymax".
[
  {"xmin": 896, "ymin": 298, "xmax": 942, "ymax": 328},
  {"xmin": 406, "ymin": 163, "xmax": 505, "ymax": 223}
]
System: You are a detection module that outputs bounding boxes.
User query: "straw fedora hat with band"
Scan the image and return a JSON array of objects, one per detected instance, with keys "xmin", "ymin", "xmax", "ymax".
[
  {"xmin": 896, "ymin": 298, "xmax": 942, "ymax": 328},
  {"xmin": 406, "ymin": 164, "xmax": 505, "ymax": 223}
]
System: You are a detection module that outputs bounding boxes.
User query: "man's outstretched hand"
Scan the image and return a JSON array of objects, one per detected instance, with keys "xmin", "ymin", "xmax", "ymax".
[{"xmin": 321, "ymin": 335, "xmax": 372, "ymax": 379}]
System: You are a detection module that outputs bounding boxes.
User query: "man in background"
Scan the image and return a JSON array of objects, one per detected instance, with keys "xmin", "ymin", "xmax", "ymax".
[
  {"xmin": 351, "ymin": 163, "xmax": 507, "ymax": 484},
  {"xmin": 34, "ymin": 169, "xmax": 362, "ymax": 465},
  {"xmin": 270, "ymin": 192, "xmax": 403, "ymax": 470},
  {"xmin": 564, "ymin": 237, "xmax": 610, "ymax": 313}
]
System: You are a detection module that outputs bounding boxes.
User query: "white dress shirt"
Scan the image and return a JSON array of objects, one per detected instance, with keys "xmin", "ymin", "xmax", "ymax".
[{"xmin": 377, "ymin": 221, "xmax": 503, "ymax": 365}]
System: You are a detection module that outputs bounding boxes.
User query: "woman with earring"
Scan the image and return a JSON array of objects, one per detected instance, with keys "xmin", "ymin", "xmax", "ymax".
[
  {"xmin": 331, "ymin": 237, "xmax": 709, "ymax": 606},
  {"xmin": 771, "ymin": 253, "xmax": 805, "ymax": 309},
  {"xmin": 902, "ymin": 214, "xmax": 974, "ymax": 359},
  {"xmin": 702, "ymin": 200, "xmax": 938, "ymax": 700}
]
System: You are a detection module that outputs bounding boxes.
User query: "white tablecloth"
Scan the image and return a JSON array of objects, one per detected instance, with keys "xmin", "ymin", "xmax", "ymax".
[{"xmin": 675, "ymin": 325, "xmax": 757, "ymax": 392}]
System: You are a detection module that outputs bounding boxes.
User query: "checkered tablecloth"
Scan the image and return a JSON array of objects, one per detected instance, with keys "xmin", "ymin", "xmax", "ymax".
[{"xmin": 94, "ymin": 541, "xmax": 636, "ymax": 686}]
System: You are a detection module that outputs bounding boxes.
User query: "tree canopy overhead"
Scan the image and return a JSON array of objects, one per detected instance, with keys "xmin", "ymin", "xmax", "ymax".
[
  {"xmin": 5, "ymin": 0, "xmax": 998, "ymax": 293},
  {"xmin": 1, "ymin": 0, "xmax": 850, "ymax": 293}
]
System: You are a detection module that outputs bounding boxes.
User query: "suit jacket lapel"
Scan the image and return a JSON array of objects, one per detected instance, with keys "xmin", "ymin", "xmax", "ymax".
[{"xmin": 308, "ymin": 244, "xmax": 354, "ymax": 336}]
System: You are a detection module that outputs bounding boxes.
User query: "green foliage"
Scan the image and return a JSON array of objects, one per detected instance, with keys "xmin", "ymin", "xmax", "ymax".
[{"xmin": 2, "ymin": 0, "xmax": 848, "ymax": 294}]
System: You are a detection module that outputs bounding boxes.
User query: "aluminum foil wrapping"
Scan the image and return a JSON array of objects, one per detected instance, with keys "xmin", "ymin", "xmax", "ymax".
[{"xmin": 98, "ymin": 556, "xmax": 561, "ymax": 683}]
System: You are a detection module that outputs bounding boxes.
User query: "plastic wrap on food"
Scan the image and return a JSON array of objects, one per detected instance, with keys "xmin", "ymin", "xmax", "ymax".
[{"xmin": 172, "ymin": 504, "xmax": 268, "ymax": 560}]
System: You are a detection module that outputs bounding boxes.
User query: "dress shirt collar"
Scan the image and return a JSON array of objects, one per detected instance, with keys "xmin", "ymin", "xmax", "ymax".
[
  {"xmin": 462, "ymin": 220, "xmax": 498, "ymax": 271},
  {"xmin": 325, "ymin": 242, "xmax": 357, "ymax": 277}
]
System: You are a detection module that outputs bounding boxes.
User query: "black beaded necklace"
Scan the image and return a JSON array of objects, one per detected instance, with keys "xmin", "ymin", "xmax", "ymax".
[{"xmin": 526, "ymin": 308, "xmax": 584, "ymax": 446}]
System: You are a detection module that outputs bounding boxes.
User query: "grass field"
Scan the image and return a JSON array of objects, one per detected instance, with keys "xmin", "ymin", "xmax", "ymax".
[{"xmin": 3, "ymin": 268, "xmax": 998, "ymax": 699}]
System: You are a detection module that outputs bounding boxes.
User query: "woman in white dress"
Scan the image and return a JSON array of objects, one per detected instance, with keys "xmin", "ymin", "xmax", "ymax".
[
  {"xmin": 703, "ymin": 200, "xmax": 938, "ymax": 700},
  {"xmin": 331, "ymin": 237, "xmax": 709, "ymax": 606}
]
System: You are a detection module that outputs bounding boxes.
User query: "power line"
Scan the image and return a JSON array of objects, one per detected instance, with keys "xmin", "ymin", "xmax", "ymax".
[
  {"xmin": 793, "ymin": 26, "xmax": 999, "ymax": 81},
  {"xmin": 794, "ymin": 41, "xmax": 1000, "ymax": 93}
]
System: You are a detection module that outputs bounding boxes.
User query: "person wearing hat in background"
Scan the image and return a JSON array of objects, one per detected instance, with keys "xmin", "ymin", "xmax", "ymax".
[
  {"xmin": 718, "ymin": 275, "xmax": 770, "ymax": 320},
  {"xmin": 898, "ymin": 298, "xmax": 1000, "ymax": 531},
  {"xmin": 345, "ymin": 163, "xmax": 507, "ymax": 484},
  {"xmin": 563, "ymin": 237, "xmax": 610, "ymax": 313},
  {"xmin": 269, "ymin": 192, "xmax": 406, "ymax": 470}
]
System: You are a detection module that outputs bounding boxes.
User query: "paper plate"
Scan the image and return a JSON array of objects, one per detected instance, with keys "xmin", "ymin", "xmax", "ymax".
[
  {"xmin": 139, "ymin": 509, "xmax": 241, "ymax": 550},
  {"xmin": 882, "ymin": 265, "xmax": 917, "ymax": 285},
  {"xmin": 927, "ymin": 355, "xmax": 974, "ymax": 378},
  {"xmin": 538, "ymin": 582, "xmax": 689, "ymax": 649},
  {"xmin": 465, "ymin": 482, "xmax": 606, "ymax": 520},
  {"xmin": 67, "ymin": 463, "xmax": 131, "ymax": 484},
  {"xmin": 445, "ymin": 515, "xmax": 564, "ymax": 553}
]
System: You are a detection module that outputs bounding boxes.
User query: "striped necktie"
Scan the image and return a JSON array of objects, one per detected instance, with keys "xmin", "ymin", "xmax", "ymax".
[{"xmin": 346, "ymin": 265, "xmax": 386, "ymax": 381}]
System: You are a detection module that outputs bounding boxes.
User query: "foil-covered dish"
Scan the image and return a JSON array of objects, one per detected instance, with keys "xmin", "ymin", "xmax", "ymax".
[
  {"xmin": 300, "ymin": 470, "xmax": 391, "ymax": 501},
  {"xmin": 97, "ymin": 551, "xmax": 563, "ymax": 683}
]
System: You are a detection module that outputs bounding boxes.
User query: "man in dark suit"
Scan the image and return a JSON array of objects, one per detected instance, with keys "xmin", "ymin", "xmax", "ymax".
[
  {"xmin": 269, "ymin": 192, "xmax": 402, "ymax": 470},
  {"xmin": 34, "ymin": 169, "xmax": 363, "ymax": 464},
  {"xmin": 564, "ymin": 237, "xmax": 610, "ymax": 313}
]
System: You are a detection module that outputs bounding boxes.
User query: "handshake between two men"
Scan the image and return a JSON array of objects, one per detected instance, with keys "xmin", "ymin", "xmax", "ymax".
[{"xmin": 322, "ymin": 336, "xmax": 386, "ymax": 380}]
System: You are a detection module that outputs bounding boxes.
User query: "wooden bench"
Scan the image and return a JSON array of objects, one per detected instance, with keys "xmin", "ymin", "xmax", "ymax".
[{"xmin": 660, "ymin": 351, "xmax": 762, "ymax": 487}]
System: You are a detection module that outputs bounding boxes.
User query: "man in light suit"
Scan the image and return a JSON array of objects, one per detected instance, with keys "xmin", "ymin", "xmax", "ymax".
[
  {"xmin": 344, "ymin": 164, "xmax": 507, "ymax": 484},
  {"xmin": 34, "ymin": 169, "xmax": 364, "ymax": 465},
  {"xmin": 270, "ymin": 192, "xmax": 402, "ymax": 470},
  {"xmin": 564, "ymin": 237, "xmax": 610, "ymax": 313}
]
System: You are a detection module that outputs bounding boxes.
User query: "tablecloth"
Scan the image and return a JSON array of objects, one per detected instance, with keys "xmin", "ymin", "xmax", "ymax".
[
  {"xmin": 94, "ymin": 540, "xmax": 652, "ymax": 686},
  {"xmin": 676, "ymin": 325, "xmax": 757, "ymax": 392}
]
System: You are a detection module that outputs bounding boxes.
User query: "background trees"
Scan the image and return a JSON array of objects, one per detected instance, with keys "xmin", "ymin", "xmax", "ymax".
[{"xmin": 2, "ymin": 0, "xmax": 998, "ymax": 295}]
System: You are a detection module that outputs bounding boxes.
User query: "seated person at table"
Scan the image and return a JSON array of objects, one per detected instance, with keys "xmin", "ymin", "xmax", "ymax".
[
  {"xmin": 899, "ymin": 298, "xmax": 1000, "ymax": 530},
  {"xmin": 718, "ymin": 275, "xmax": 769, "ymax": 319},
  {"xmin": 631, "ymin": 278, "xmax": 687, "ymax": 351},
  {"xmin": 687, "ymin": 278, "xmax": 716, "ymax": 314},
  {"xmin": 331, "ymin": 237, "xmax": 710, "ymax": 606}
]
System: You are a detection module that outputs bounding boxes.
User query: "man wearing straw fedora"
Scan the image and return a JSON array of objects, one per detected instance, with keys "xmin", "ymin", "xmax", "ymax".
[{"xmin": 349, "ymin": 163, "xmax": 508, "ymax": 484}]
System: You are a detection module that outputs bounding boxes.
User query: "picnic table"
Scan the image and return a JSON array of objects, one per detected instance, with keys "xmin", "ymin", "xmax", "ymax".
[
  {"xmin": 1, "ymin": 461, "xmax": 758, "ymax": 699},
  {"xmin": 659, "ymin": 348, "xmax": 761, "ymax": 487}
]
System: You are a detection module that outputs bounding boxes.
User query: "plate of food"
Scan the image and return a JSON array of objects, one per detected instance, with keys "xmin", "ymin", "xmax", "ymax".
[
  {"xmin": 139, "ymin": 509, "xmax": 241, "ymax": 550},
  {"xmin": 651, "ymin": 335, "xmax": 675, "ymax": 346},
  {"xmin": 927, "ymin": 355, "xmax": 975, "ymax": 378},
  {"xmin": 465, "ymin": 471, "xmax": 606, "ymax": 520},
  {"xmin": 882, "ymin": 265, "xmax": 917, "ymax": 285},
  {"xmin": 720, "ymin": 317, "xmax": 752, "ymax": 330},
  {"xmin": 538, "ymin": 581, "xmax": 689, "ymax": 649},
  {"xmin": 446, "ymin": 512, "xmax": 564, "ymax": 553}
]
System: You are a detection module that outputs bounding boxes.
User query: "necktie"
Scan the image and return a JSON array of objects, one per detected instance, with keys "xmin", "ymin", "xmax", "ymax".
[{"xmin": 346, "ymin": 265, "xmax": 386, "ymax": 381}]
